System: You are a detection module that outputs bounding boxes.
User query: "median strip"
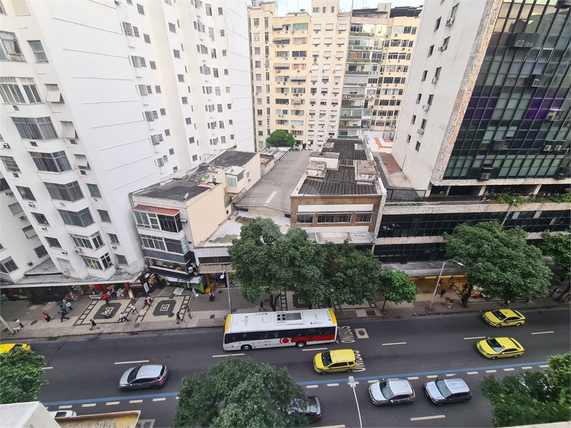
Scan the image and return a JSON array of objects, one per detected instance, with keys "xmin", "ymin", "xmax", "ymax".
[{"xmin": 410, "ymin": 415, "xmax": 445, "ymax": 422}]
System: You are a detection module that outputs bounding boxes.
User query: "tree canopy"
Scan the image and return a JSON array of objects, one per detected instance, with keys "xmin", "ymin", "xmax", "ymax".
[
  {"xmin": 0, "ymin": 348, "xmax": 48, "ymax": 404},
  {"xmin": 379, "ymin": 270, "xmax": 417, "ymax": 310},
  {"xmin": 480, "ymin": 353, "xmax": 570, "ymax": 427},
  {"xmin": 229, "ymin": 218, "xmax": 397, "ymax": 309},
  {"xmin": 173, "ymin": 357, "xmax": 309, "ymax": 428},
  {"xmin": 541, "ymin": 230, "xmax": 570, "ymax": 281},
  {"xmin": 444, "ymin": 221, "xmax": 551, "ymax": 305},
  {"xmin": 266, "ymin": 130, "xmax": 295, "ymax": 148}
]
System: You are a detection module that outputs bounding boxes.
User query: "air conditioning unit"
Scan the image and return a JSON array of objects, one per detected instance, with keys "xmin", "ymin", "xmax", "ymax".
[
  {"xmin": 61, "ymin": 250, "xmax": 68, "ymax": 255},
  {"xmin": 479, "ymin": 172, "xmax": 491, "ymax": 181},
  {"xmin": 554, "ymin": 145, "xmax": 563, "ymax": 151},
  {"xmin": 180, "ymin": 218, "xmax": 188, "ymax": 223},
  {"xmin": 111, "ymin": 245, "xmax": 118, "ymax": 250},
  {"xmin": 546, "ymin": 111, "xmax": 559, "ymax": 120},
  {"xmin": 432, "ymin": 77, "xmax": 439, "ymax": 84},
  {"xmin": 417, "ymin": 128, "xmax": 425, "ymax": 135},
  {"xmin": 1, "ymin": 143, "xmax": 10, "ymax": 149},
  {"xmin": 75, "ymin": 248, "xmax": 83, "ymax": 254},
  {"xmin": 445, "ymin": 17, "xmax": 455, "ymax": 26},
  {"xmin": 543, "ymin": 145, "xmax": 553, "ymax": 152},
  {"xmin": 438, "ymin": 45, "xmax": 447, "ymax": 51},
  {"xmin": 27, "ymin": 202, "xmax": 35, "ymax": 207},
  {"xmin": 422, "ymin": 104, "xmax": 430, "ymax": 111}
]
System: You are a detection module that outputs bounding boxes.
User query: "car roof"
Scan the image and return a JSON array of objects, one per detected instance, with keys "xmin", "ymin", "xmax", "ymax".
[
  {"xmin": 0, "ymin": 343, "xmax": 27, "ymax": 353},
  {"xmin": 135, "ymin": 364, "xmax": 164, "ymax": 378},
  {"xmin": 443, "ymin": 378, "xmax": 470, "ymax": 393},
  {"xmin": 500, "ymin": 309, "xmax": 524, "ymax": 318},
  {"xmin": 495, "ymin": 337, "xmax": 521, "ymax": 348},
  {"xmin": 331, "ymin": 349, "xmax": 355, "ymax": 362},
  {"xmin": 387, "ymin": 379, "xmax": 413, "ymax": 395}
]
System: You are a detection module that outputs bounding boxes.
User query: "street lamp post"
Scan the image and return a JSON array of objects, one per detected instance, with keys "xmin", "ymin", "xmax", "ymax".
[
  {"xmin": 348, "ymin": 376, "xmax": 363, "ymax": 428},
  {"xmin": 429, "ymin": 259, "xmax": 464, "ymax": 310}
]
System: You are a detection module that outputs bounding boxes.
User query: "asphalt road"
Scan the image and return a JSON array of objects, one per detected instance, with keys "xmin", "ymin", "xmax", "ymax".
[{"xmin": 36, "ymin": 308, "xmax": 570, "ymax": 428}]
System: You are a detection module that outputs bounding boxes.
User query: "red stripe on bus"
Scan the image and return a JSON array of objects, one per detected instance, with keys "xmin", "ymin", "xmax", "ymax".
[{"xmin": 293, "ymin": 335, "xmax": 336, "ymax": 343}]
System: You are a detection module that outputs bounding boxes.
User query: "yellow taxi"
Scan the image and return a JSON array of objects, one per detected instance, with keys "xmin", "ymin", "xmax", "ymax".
[
  {"xmin": 0, "ymin": 343, "xmax": 31, "ymax": 354},
  {"xmin": 313, "ymin": 349, "xmax": 356, "ymax": 374},
  {"xmin": 482, "ymin": 309, "xmax": 526, "ymax": 328},
  {"xmin": 476, "ymin": 337, "xmax": 524, "ymax": 359}
]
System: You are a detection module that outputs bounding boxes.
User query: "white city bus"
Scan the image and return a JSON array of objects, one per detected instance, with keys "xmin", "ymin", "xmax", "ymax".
[{"xmin": 223, "ymin": 309, "xmax": 338, "ymax": 351}]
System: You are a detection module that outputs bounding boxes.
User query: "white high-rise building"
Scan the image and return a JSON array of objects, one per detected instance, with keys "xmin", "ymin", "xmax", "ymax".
[{"xmin": 0, "ymin": 0, "xmax": 253, "ymax": 286}]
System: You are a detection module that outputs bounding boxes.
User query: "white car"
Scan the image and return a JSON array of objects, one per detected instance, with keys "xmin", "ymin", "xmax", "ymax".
[
  {"xmin": 49, "ymin": 410, "xmax": 77, "ymax": 418},
  {"xmin": 369, "ymin": 379, "xmax": 415, "ymax": 405}
]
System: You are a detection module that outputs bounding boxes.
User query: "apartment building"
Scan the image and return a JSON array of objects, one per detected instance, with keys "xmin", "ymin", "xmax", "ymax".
[
  {"xmin": 374, "ymin": 0, "xmax": 570, "ymax": 264},
  {"xmin": 0, "ymin": 0, "xmax": 253, "ymax": 287},
  {"xmin": 248, "ymin": 0, "xmax": 350, "ymax": 152}
]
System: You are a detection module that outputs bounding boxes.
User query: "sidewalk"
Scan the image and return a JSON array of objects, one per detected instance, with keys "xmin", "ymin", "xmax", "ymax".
[{"xmin": 1, "ymin": 284, "xmax": 568, "ymax": 342}]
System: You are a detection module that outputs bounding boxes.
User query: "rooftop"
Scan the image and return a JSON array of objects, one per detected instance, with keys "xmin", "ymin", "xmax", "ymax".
[{"xmin": 210, "ymin": 151, "xmax": 257, "ymax": 169}]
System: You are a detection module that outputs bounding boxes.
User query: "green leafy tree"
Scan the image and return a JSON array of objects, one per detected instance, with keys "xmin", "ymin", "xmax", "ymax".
[
  {"xmin": 379, "ymin": 270, "xmax": 417, "ymax": 310},
  {"xmin": 266, "ymin": 130, "xmax": 295, "ymax": 148},
  {"xmin": 444, "ymin": 221, "xmax": 551, "ymax": 305},
  {"xmin": 541, "ymin": 230, "xmax": 571, "ymax": 300},
  {"xmin": 0, "ymin": 349, "xmax": 48, "ymax": 404},
  {"xmin": 173, "ymin": 357, "xmax": 309, "ymax": 428},
  {"xmin": 480, "ymin": 353, "xmax": 570, "ymax": 427}
]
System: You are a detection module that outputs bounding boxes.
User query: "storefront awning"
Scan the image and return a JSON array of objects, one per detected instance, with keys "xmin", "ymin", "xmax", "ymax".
[{"xmin": 0, "ymin": 272, "xmax": 141, "ymax": 289}]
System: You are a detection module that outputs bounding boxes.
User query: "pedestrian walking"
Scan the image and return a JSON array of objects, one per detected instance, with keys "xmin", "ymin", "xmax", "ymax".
[
  {"xmin": 59, "ymin": 311, "xmax": 70, "ymax": 322},
  {"xmin": 104, "ymin": 293, "xmax": 111, "ymax": 305},
  {"xmin": 447, "ymin": 299, "xmax": 454, "ymax": 309},
  {"xmin": 176, "ymin": 313, "xmax": 182, "ymax": 324},
  {"xmin": 259, "ymin": 301, "xmax": 265, "ymax": 312},
  {"xmin": 42, "ymin": 312, "xmax": 52, "ymax": 322},
  {"xmin": 66, "ymin": 301, "xmax": 73, "ymax": 311},
  {"xmin": 119, "ymin": 312, "xmax": 129, "ymax": 322},
  {"xmin": 143, "ymin": 299, "xmax": 150, "ymax": 309},
  {"xmin": 439, "ymin": 289, "xmax": 446, "ymax": 298},
  {"xmin": 186, "ymin": 307, "xmax": 192, "ymax": 320},
  {"xmin": 209, "ymin": 293, "xmax": 215, "ymax": 302},
  {"xmin": 60, "ymin": 305, "xmax": 68, "ymax": 315},
  {"xmin": 89, "ymin": 319, "xmax": 100, "ymax": 330},
  {"xmin": 129, "ymin": 302, "xmax": 138, "ymax": 313},
  {"xmin": 14, "ymin": 318, "xmax": 24, "ymax": 328}
]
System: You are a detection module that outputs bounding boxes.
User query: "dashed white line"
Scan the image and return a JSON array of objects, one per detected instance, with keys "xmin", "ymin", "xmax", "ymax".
[
  {"xmin": 522, "ymin": 366, "xmax": 532, "ymax": 370},
  {"xmin": 382, "ymin": 342, "xmax": 407, "ymax": 346},
  {"xmin": 82, "ymin": 403, "xmax": 96, "ymax": 408},
  {"xmin": 106, "ymin": 402, "xmax": 120, "ymax": 406},
  {"xmin": 152, "ymin": 398, "xmax": 166, "ymax": 402},
  {"xmin": 320, "ymin": 425, "xmax": 345, "ymax": 428},
  {"xmin": 426, "ymin": 375, "xmax": 438, "ymax": 379},
  {"xmin": 213, "ymin": 353, "xmax": 244, "ymax": 358},
  {"xmin": 410, "ymin": 415, "xmax": 446, "ymax": 422},
  {"xmin": 42, "ymin": 367, "xmax": 53, "ymax": 370},
  {"xmin": 58, "ymin": 405, "xmax": 73, "ymax": 409},
  {"xmin": 539, "ymin": 364, "xmax": 549, "ymax": 368},
  {"xmin": 407, "ymin": 376, "xmax": 419, "ymax": 380},
  {"xmin": 129, "ymin": 400, "xmax": 143, "ymax": 404},
  {"xmin": 464, "ymin": 336, "xmax": 486, "ymax": 340},
  {"xmin": 306, "ymin": 385, "xmax": 319, "ymax": 389},
  {"xmin": 504, "ymin": 368, "xmax": 515, "ymax": 371},
  {"xmin": 303, "ymin": 347, "xmax": 328, "ymax": 352},
  {"xmin": 486, "ymin": 370, "xmax": 497, "ymax": 373},
  {"xmin": 531, "ymin": 331, "xmax": 554, "ymax": 335},
  {"xmin": 367, "ymin": 380, "xmax": 377, "ymax": 384},
  {"xmin": 114, "ymin": 360, "xmax": 149, "ymax": 365},
  {"xmin": 467, "ymin": 371, "xmax": 478, "ymax": 375},
  {"xmin": 327, "ymin": 383, "xmax": 340, "ymax": 387},
  {"xmin": 445, "ymin": 373, "xmax": 456, "ymax": 377}
]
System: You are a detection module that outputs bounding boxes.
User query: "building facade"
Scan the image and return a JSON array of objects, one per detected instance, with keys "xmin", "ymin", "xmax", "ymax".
[
  {"xmin": 375, "ymin": 0, "xmax": 570, "ymax": 264},
  {"xmin": 0, "ymin": 0, "xmax": 253, "ymax": 285}
]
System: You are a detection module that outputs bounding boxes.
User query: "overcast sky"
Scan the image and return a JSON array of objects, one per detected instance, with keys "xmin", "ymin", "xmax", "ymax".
[{"xmin": 265, "ymin": 0, "xmax": 424, "ymax": 15}]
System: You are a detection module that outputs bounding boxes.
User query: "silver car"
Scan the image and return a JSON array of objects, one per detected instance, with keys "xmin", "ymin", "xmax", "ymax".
[
  {"xmin": 369, "ymin": 379, "xmax": 415, "ymax": 405},
  {"xmin": 424, "ymin": 377, "xmax": 471, "ymax": 405},
  {"xmin": 119, "ymin": 364, "xmax": 168, "ymax": 391}
]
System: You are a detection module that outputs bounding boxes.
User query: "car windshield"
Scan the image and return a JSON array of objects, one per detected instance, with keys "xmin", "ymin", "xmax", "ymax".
[
  {"xmin": 491, "ymin": 310, "xmax": 507, "ymax": 321},
  {"xmin": 435, "ymin": 380, "xmax": 452, "ymax": 399},
  {"xmin": 486, "ymin": 338, "xmax": 504, "ymax": 352},
  {"xmin": 127, "ymin": 366, "xmax": 141, "ymax": 383},
  {"xmin": 321, "ymin": 351, "xmax": 332, "ymax": 367},
  {"xmin": 306, "ymin": 397, "xmax": 318, "ymax": 412},
  {"xmin": 379, "ymin": 381, "xmax": 395, "ymax": 399}
]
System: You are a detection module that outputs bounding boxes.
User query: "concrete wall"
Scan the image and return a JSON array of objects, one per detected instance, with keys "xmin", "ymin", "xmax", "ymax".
[{"xmin": 187, "ymin": 182, "xmax": 227, "ymax": 247}]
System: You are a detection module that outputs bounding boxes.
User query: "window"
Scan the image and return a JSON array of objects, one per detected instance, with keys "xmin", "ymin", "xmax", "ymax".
[
  {"xmin": 220, "ymin": 29, "xmax": 225, "ymax": 37},
  {"xmin": 30, "ymin": 151, "xmax": 71, "ymax": 172},
  {"xmin": 428, "ymin": 94, "xmax": 434, "ymax": 105},
  {"xmin": 23, "ymin": 225, "xmax": 37, "ymax": 238},
  {"xmin": 411, "ymin": 115, "xmax": 416, "ymax": 125},
  {"xmin": 415, "ymin": 142, "xmax": 421, "ymax": 151},
  {"xmin": 150, "ymin": 61, "xmax": 156, "ymax": 69},
  {"xmin": 435, "ymin": 67, "xmax": 442, "ymax": 79},
  {"xmin": 1, "ymin": 156, "xmax": 20, "ymax": 172},
  {"xmin": 116, "ymin": 254, "xmax": 127, "ymax": 265},
  {"xmin": 71, "ymin": 233, "xmax": 103, "ymax": 249},
  {"xmin": 46, "ymin": 237, "xmax": 61, "ymax": 248},
  {"xmin": 192, "ymin": 154, "xmax": 198, "ymax": 162},
  {"xmin": 442, "ymin": 37, "xmax": 450, "ymax": 50},
  {"xmin": 421, "ymin": 119, "xmax": 427, "ymax": 129},
  {"xmin": 317, "ymin": 213, "xmax": 352, "ymax": 223},
  {"xmin": 0, "ymin": 257, "xmax": 18, "ymax": 273},
  {"xmin": 133, "ymin": 210, "xmax": 182, "ymax": 232},
  {"xmin": 45, "ymin": 181, "xmax": 83, "ymax": 201},
  {"xmin": 356, "ymin": 213, "xmax": 372, "ymax": 223},
  {"xmin": 131, "ymin": 55, "xmax": 146, "ymax": 68},
  {"xmin": 185, "ymin": 117, "xmax": 192, "ymax": 125},
  {"xmin": 122, "ymin": 22, "xmax": 135, "ymax": 37},
  {"xmin": 34, "ymin": 245, "xmax": 48, "ymax": 258},
  {"xmin": 206, "ymin": 3, "xmax": 212, "ymax": 15},
  {"xmin": 0, "ymin": 32, "xmax": 24, "ymax": 61},
  {"xmin": 59, "ymin": 208, "xmax": 94, "ymax": 227},
  {"xmin": 168, "ymin": 22, "xmax": 176, "ymax": 33},
  {"xmin": 16, "ymin": 186, "xmax": 35, "ymax": 201},
  {"xmin": 227, "ymin": 177, "xmax": 237, "ymax": 187},
  {"xmin": 82, "ymin": 253, "xmax": 112, "ymax": 270},
  {"xmin": 434, "ymin": 17, "xmax": 441, "ymax": 31},
  {"xmin": 28, "ymin": 41, "xmax": 48, "ymax": 62},
  {"xmin": 428, "ymin": 45, "xmax": 434, "ymax": 56},
  {"xmin": 136, "ymin": 3, "xmax": 144, "ymax": 14},
  {"xmin": 218, "ymin": 7, "xmax": 223, "ymax": 15},
  {"xmin": 182, "ymin": 97, "xmax": 188, "ymax": 104},
  {"xmin": 98, "ymin": 210, "xmax": 111, "ymax": 222},
  {"xmin": 173, "ymin": 49, "xmax": 180, "ymax": 58},
  {"xmin": 160, "ymin": 108, "xmax": 166, "ymax": 116},
  {"xmin": 155, "ymin": 85, "xmax": 161, "ymax": 93},
  {"xmin": 178, "ymin": 74, "xmax": 184, "ymax": 82},
  {"xmin": 144, "ymin": 34, "xmax": 151, "ymax": 43},
  {"xmin": 32, "ymin": 212, "xmax": 49, "ymax": 225},
  {"xmin": 87, "ymin": 183, "xmax": 101, "ymax": 198},
  {"xmin": 422, "ymin": 70, "xmax": 427, "ymax": 81},
  {"xmin": 12, "ymin": 117, "xmax": 57, "ymax": 140},
  {"xmin": 416, "ymin": 94, "xmax": 422, "ymax": 104},
  {"xmin": 165, "ymin": 129, "xmax": 170, "ymax": 137},
  {"xmin": 9, "ymin": 202, "xmax": 24, "ymax": 216},
  {"xmin": 296, "ymin": 214, "xmax": 313, "ymax": 224},
  {"xmin": 108, "ymin": 233, "xmax": 120, "ymax": 244}
]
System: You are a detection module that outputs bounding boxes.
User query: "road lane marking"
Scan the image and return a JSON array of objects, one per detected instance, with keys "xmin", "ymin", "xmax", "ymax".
[
  {"xmin": 382, "ymin": 342, "xmax": 406, "ymax": 346},
  {"xmin": 504, "ymin": 368, "xmax": 515, "ymax": 371},
  {"xmin": 445, "ymin": 373, "xmax": 456, "ymax": 377},
  {"xmin": 42, "ymin": 367, "xmax": 53, "ymax": 370},
  {"xmin": 407, "ymin": 376, "xmax": 419, "ymax": 380},
  {"xmin": 106, "ymin": 402, "xmax": 120, "ymax": 406},
  {"xmin": 114, "ymin": 360, "xmax": 149, "ymax": 365},
  {"xmin": 531, "ymin": 331, "xmax": 554, "ymax": 335},
  {"xmin": 327, "ymin": 383, "xmax": 339, "ymax": 387},
  {"xmin": 426, "ymin": 375, "xmax": 438, "ymax": 379},
  {"xmin": 82, "ymin": 403, "xmax": 96, "ymax": 407},
  {"xmin": 464, "ymin": 336, "xmax": 486, "ymax": 340},
  {"xmin": 522, "ymin": 366, "xmax": 532, "ymax": 370},
  {"xmin": 306, "ymin": 385, "xmax": 319, "ymax": 389},
  {"xmin": 303, "ymin": 347, "xmax": 328, "ymax": 352},
  {"xmin": 368, "ymin": 380, "xmax": 377, "ymax": 384},
  {"xmin": 410, "ymin": 415, "xmax": 445, "ymax": 422},
  {"xmin": 58, "ymin": 405, "xmax": 73, "ymax": 409},
  {"xmin": 129, "ymin": 400, "xmax": 143, "ymax": 404},
  {"xmin": 486, "ymin": 370, "xmax": 497, "ymax": 373},
  {"xmin": 152, "ymin": 398, "xmax": 166, "ymax": 402},
  {"xmin": 539, "ymin": 364, "xmax": 549, "ymax": 368},
  {"xmin": 321, "ymin": 426, "xmax": 345, "ymax": 428},
  {"xmin": 467, "ymin": 371, "xmax": 478, "ymax": 375},
  {"xmin": 213, "ymin": 353, "xmax": 245, "ymax": 358}
]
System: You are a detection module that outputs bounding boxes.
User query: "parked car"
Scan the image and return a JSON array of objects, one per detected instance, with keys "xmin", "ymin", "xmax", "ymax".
[
  {"xmin": 290, "ymin": 395, "xmax": 322, "ymax": 422},
  {"xmin": 483, "ymin": 309, "xmax": 526, "ymax": 328},
  {"xmin": 49, "ymin": 410, "xmax": 77, "ymax": 418},
  {"xmin": 0, "ymin": 343, "xmax": 31, "ymax": 354},
  {"xmin": 313, "ymin": 349, "xmax": 356, "ymax": 374},
  {"xmin": 477, "ymin": 337, "xmax": 524, "ymax": 359},
  {"xmin": 424, "ymin": 378, "xmax": 471, "ymax": 405},
  {"xmin": 119, "ymin": 364, "xmax": 168, "ymax": 391},
  {"xmin": 369, "ymin": 379, "xmax": 415, "ymax": 406}
]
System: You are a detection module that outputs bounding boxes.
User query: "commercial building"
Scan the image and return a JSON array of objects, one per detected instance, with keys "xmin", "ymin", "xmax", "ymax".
[
  {"xmin": 0, "ymin": 0, "xmax": 253, "ymax": 290},
  {"xmin": 374, "ymin": 0, "xmax": 570, "ymax": 263}
]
